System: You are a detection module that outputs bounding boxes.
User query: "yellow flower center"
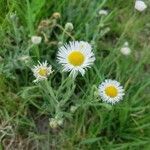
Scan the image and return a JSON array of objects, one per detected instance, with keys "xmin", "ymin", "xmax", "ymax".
[
  {"xmin": 68, "ymin": 51, "xmax": 85, "ymax": 66},
  {"xmin": 38, "ymin": 68, "xmax": 48, "ymax": 76},
  {"xmin": 105, "ymin": 86, "xmax": 118, "ymax": 97}
]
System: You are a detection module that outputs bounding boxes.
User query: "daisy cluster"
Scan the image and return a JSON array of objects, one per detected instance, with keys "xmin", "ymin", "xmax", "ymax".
[
  {"xmin": 31, "ymin": 40, "xmax": 125, "ymax": 105},
  {"xmin": 29, "ymin": 0, "xmax": 149, "ymax": 128}
]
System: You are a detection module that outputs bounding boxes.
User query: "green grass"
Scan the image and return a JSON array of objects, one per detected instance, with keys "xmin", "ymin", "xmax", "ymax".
[{"xmin": 0, "ymin": 0, "xmax": 150, "ymax": 149}]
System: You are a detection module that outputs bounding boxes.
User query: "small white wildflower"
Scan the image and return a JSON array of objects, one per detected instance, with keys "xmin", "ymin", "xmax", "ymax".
[
  {"xmin": 70, "ymin": 106, "xmax": 78, "ymax": 113},
  {"xmin": 135, "ymin": 0, "xmax": 147, "ymax": 12},
  {"xmin": 98, "ymin": 9, "xmax": 108, "ymax": 16},
  {"xmin": 120, "ymin": 42, "xmax": 131, "ymax": 56},
  {"xmin": 31, "ymin": 36, "xmax": 42, "ymax": 44},
  {"xmin": 99, "ymin": 79, "xmax": 125, "ymax": 105},
  {"xmin": 65, "ymin": 22, "xmax": 74, "ymax": 32},
  {"xmin": 32, "ymin": 61, "xmax": 53, "ymax": 82}
]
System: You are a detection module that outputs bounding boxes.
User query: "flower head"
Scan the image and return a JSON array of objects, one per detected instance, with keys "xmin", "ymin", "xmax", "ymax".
[
  {"xmin": 52, "ymin": 12, "xmax": 61, "ymax": 19},
  {"xmin": 120, "ymin": 42, "xmax": 131, "ymax": 56},
  {"xmin": 57, "ymin": 41, "xmax": 95, "ymax": 78},
  {"xmin": 65, "ymin": 22, "xmax": 74, "ymax": 32},
  {"xmin": 31, "ymin": 36, "xmax": 42, "ymax": 44},
  {"xmin": 135, "ymin": 0, "xmax": 147, "ymax": 12},
  {"xmin": 98, "ymin": 79, "xmax": 125, "ymax": 104},
  {"xmin": 32, "ymin": 61, "xmax": 53, "ymax": 82}
]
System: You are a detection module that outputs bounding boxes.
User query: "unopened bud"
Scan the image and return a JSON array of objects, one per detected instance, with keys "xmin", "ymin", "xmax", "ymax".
[
  {"xmin": 65, "ymin": 22, "xmax": 74, "ymax": 32},
  {"xmin": 52, "ymin": 12, "xmax": 61, "ymax": 19},
  {"xmin": 31, "ymin": 36, "xmax": 42, "ymax": 45}
]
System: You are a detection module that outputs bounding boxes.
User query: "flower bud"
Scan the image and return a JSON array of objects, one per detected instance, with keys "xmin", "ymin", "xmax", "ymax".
[
  {"xmin": 52, "ymin": 12, "xmax": 61, "ymax": 19},
  {"xmin": 31, "ymin": 36, "xmax": 42, "ymax": 45},
  {"xmin": 135, "ymin": 1, "xmax": 147, "ymax": 12},
  {"xmin": 120, "ymin": 42, "xmax": 131, "ymax": 56},
  {"xmin": 65, "ymin": 22, "xmax": 74, "ymax": 32}
]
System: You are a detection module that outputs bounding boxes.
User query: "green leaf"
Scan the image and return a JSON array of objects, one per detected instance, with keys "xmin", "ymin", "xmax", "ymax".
[
  {"xmin": 30, "ymin": 0, "xmax": 46, "ymax": 23},
  {"xmin": 79, "ymin": 137, "xmax": 101, "ymax": 145}
]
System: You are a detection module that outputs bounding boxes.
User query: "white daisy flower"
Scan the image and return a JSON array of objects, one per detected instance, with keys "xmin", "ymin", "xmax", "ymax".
[
  {"xmin": 98, "ymin": 79, "xmax": 125, "ymax": 104},
  {"xmin": 135, "ymin": 0, "xmax": 147, "ymax": 12},
  {"xmin": 32, "ymin": 61, "xmax": 53, "ymax": 82},
  {"xmin": 31, "ymin": 36, "xmax": 42, "ymax": 44},
  {"xmin": 57, "ymin": 41, "xmax": 95, "ymax": 78}
]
